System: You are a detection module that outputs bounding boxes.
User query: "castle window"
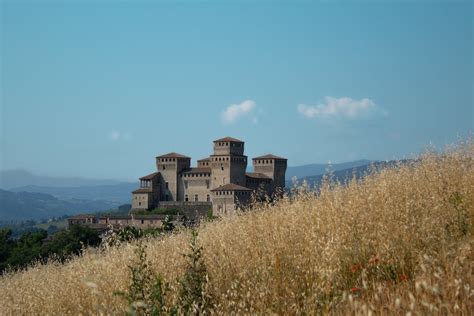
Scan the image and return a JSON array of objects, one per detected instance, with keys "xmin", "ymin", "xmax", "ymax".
[
  {"xmin": 141, "ymin": 219, "xmax": 144, "ymax": 224},
  {"xmin": 185, "ymin": 194, "xmax": 188, "ymax": 202},
  {"xmin": 166, "ymin": 182, "xmax": 169, "ymax": 189},
  {"xmin": 194, "ymin": 194, "xmax": 198, "ymax": 201},
  {"xmin": 207, "ymin": 194, "xmax": 210, "ymax": 202},
  {"xmin": 163, "ymin": 165, "xmax": 166, "ymax": 170},
  {"xmin": 206, "ymin": 180, "xmax": 210, "ymax": 189},
  {"xmin": 139, "ymin": 202, "xmax": 142, "ymax": 206},
  {"xmin": 184, "ymin": 180, "xmax": 188, "ymax": 189}
]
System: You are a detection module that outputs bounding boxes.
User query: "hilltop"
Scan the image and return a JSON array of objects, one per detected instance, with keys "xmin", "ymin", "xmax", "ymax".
[{"xmin": 0, "ymin": 141, "xmax": 472, "ymax": 314}]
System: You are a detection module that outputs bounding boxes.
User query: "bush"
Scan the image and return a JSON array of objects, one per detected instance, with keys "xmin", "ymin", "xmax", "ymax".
[
  {"xmin": 177, "ymin": 230, "xmax": 212, "ymax": 314},
  {"xmin": 115, "ymin": 241, "xmax": 168, "ymax": 315}
]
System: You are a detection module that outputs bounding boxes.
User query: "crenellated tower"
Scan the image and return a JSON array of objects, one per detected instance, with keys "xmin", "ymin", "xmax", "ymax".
[
  {"xmin": 252, "ymin": 154, "xmax": 287, "ymax": 193},
  {"xmin": 155, "ymin": 152, "xmax": 190, "ymax": 201},
  {"xmin": 210, "ymin": 137, "xmax": 247, "ymax": 188}
]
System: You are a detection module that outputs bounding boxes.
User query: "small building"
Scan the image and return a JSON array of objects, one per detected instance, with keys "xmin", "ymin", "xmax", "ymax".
[{"xmin": 68, "ymin": 215, "xmax": 97, "ymax": 226}]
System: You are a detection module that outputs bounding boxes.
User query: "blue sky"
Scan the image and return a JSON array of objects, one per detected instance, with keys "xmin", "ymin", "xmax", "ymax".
[{"xmin": 1, "ymin": 0, "xmax": 472, "ymax": 180}]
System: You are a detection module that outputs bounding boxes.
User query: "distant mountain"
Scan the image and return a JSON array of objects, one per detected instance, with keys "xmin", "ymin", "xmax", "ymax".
[
  {"xmin": 286, "ymin": 160, "xmax": 405, "ymax": 188},
  {"xmin": 0, "ymin": 189, "xmax": 122, "ymax": 222},
  {"xmin": 0, "ymin": 169, "xmax": 124, "ymax": 190},
  {"xmin": 286, "ymin": 160, "xmax": 372, "ymax": 181},
  {"xmin": 10, "ymin": 183, "xmax": 138, "ymax": 204}
]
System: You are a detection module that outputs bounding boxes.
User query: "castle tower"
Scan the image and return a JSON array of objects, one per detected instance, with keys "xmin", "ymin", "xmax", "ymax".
[
  {"xmin": 210, "ymin": 137, "xmax": 247, "ymax": 189},
  {"xmin": 156, "ymin": 152, "xmax": 190, "ymax": 201},
  {"xmin": 252, "ymin": 154, "xmax": 287, "ymax": 193}
]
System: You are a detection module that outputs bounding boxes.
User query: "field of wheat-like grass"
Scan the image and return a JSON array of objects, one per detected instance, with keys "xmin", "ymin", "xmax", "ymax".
[{"xmin": 1, "ymin": 140, "xmax": 473, "ymax": 315}]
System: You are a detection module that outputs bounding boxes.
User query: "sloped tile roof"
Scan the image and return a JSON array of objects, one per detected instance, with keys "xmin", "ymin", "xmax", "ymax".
[
  {"xmin": 245, "ymin": 172, "xmax": 271, "ymax": 179},
  {"xmin": 139, "ymin": 172, "xmax": 160, "ymax": 180},
  {"xmin": 213, "ymin": 136, "xmax": 244, "ymax": 143},
  {"xmin": 132, "ymin": 187, "xmax": 154, "ymax": 194},
  {"xmin": 252, "ymin": 154, "xmax": 287, "ymax": 160},
  {"xmin": 156, "ymin": 152, "xmax": 190, "ymax": 159},
  {"xmin": 210, "ymin": 183, "xmax": 252, "ymax": 191}
]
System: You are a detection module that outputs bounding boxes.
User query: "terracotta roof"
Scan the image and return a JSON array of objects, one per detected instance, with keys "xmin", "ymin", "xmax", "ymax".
[
  {"xmin": 156, "ymin": 152, "xmax": 190, "ymax": 159},
  {"xmin": 132, "ymin": 187, "xmax": 154, "ymax": 194},
  {"xmin": 213, "ymin": 136, "xmax": 244, "ymax": 143},
  {"xmin": 197, "ymin": 157, "xmax": 211, "ymax": 162},
  {"xmin": 253, "ymin": 154, "xmax": 287, "ymax": 160},
  {"xmin": 132, "ymin": 215, "xmax": 171, "ymax": 220},
  {"xmin": 99, "ymin": 215, "xmax": 173, "ymax": 220},
  {"xmin": 182, "ymin": 167, "xmax": 211, "ymax": 174},
  {"xmin": 211, "ymin": 183, "xmax": 252, "ymax": 191},
  {"xmin": 99, "ymin": 215, "xmax": 131, "ymax": 220},
  {"xmin": 139, "ymin": 171, "xmax": 160, "ymax": 180},
  {"xmin": 245, "ymin": 172, "xmax": 271, "ymax": 179}
]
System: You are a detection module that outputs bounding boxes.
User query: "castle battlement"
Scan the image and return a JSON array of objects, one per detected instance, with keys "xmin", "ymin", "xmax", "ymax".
[{"xmin": 131, "ymin": 137, "xmax": 287, "ymax": 216}]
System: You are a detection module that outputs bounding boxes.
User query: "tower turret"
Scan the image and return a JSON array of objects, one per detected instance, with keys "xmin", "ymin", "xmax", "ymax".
[
  {"xmin": 210, "ymin": 137, "xmax": 247, "ymax": 188},
  {"xmin": 156, "ymin": 152, "xmax": 190, "ymax": 201},
  {"xmin": 252, "ymin": 154, "xmax": 287, "ymax": 193}
]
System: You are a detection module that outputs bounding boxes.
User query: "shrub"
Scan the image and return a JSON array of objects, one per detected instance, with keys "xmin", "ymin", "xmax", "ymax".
[{"xmin": 115, "ymin": 241, "xmax": 168, "ymax": 315}]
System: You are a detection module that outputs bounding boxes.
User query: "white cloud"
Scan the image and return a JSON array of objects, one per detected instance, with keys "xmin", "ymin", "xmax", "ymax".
[
  {"xmin": 221, "ymin": 100, "xmax": 256, "ymax": 124},
  {"xmin": 109, "ymin": 130, "xmax": 132, "ymax": 141},
  {"xmin": 297, "ymin": 97, "xmax": 386, "ymax": 119},
  {"xmin": 109, "ymin": 130, "xmax": 121, "ymax": 141}
]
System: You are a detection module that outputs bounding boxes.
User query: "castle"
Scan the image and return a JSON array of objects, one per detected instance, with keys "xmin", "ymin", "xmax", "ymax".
[{"xmin": 131, "ymin": 137, "xmax": 287, "ymax": 215}]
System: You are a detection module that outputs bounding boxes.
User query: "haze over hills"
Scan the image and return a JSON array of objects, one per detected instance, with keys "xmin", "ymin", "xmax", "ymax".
[
  {"xmin": 2, "ymin": 161, "xmax": 374, "ymax": 201},
  {"xmin": 285, "ymin": 160, "xmax": 372, "ymax": 180},
  {"xmin": 10, "ymin": 183, "xmax": 137, "ymax": 204},
  {"xmin": 0, "ymin": 169, "xmax": 125, "ymax": 190},
  {"xmin": 286, "ymin": 160, "xmax": 401, "ymax": 188},
  {"xmin": 0, "ymin": 189, "xmax": 121, "ymax": 222},
  {"xmin": 1, "ymin": 160, "xmax": 380, "ymax": 222}
]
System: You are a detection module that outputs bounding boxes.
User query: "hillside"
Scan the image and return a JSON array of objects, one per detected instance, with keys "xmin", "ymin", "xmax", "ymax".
[
  {"xmin": 0, "ymin": 169, "xmax": 124, "ymax": 190},
  {"xmin": 286, "ymin": 160, "xmax": 405, "ymax": 188},
  {"xmin": 0, "ymin": 189, "xmax": 121, "ymax": 222},
  {"xmin": 10, "ymin": 182, "xmax": 137, "ymax": 204},
  {"xmin": 285, "ymin": 159, "xmax": 372, "ymax": 180},
  {"xmin": 0, "ymin": 142, "xmax": 472, "ymax": 314}
]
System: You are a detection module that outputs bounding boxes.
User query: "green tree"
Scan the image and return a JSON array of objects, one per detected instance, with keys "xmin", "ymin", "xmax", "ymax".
[
  {"xmin": 7, "ymin": 230, "xmax": 47, "ymax": 270},
  {"xmin": 0, "ymin": 228, "xmax": 14, "ymax": 272},
  {"xmin": 42, "ymin": 225, "xmax": 100, "ymax": 260}
]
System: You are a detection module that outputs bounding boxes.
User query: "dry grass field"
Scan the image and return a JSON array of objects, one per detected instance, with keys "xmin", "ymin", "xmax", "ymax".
[{"xmin": 1, "ymin": 140, "xmax": 473, "ymax": 315}]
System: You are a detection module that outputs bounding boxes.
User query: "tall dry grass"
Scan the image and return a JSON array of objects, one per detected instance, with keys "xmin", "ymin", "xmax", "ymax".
[{"xmin": 1, "ymin": 140, "xmax": 473, "ymax": 315}]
